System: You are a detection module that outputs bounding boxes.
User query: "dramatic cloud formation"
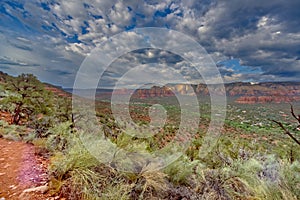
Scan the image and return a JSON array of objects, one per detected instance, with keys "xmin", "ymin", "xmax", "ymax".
[{"xmin": 0, "ymin": 0, "xmax": 299, "ymax": 87}]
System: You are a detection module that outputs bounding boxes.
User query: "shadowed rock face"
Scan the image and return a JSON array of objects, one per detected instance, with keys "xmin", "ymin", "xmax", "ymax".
[{"xmin": 125, "ymin": 82, "xmax": 300, "ymax": 104}]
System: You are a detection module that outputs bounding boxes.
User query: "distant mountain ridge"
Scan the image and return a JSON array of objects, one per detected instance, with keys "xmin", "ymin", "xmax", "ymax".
[
  {"xmin": 134, "ymin": 82, "xmax": 300, "ymax": 103},
  {"xmin": 2, "ymin": 71, "xmax": 299, "ymax": 104},
  {"xmin": 72, "ymin": 82, "xmax": 300, "ymax": 104},
  {"xmin": 226, "ymin": 82, "xmax": 300, "ymax": 103}
]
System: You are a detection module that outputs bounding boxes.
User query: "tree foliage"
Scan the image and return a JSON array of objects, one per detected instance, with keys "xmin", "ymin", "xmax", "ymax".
[{"xmin": 1, "ymin": 73, "xmax": 53, "ymax": 125}]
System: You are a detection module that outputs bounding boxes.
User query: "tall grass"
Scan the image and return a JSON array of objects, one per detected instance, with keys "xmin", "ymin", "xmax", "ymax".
[
  {"xmin": 0, "ymin": 119, "xmax": 30, "ymax": 141},
  {"xmin": 41, "ymin": 120, "xmax": 300, "ymax": 199},
  {"xmin": 2, "ymin": 115, "xmax": 298, "ymax": 199}
]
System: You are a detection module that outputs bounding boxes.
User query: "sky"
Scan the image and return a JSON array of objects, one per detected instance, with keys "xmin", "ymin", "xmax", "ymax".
[{"xmin": 0, "ymin": 0, "xmax": 299, "ymax": 88}]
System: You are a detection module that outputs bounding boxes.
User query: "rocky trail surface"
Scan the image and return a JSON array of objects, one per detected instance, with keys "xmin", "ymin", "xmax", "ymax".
[{"xmin": 0, "ymin": 138, "xmax": 52, "ymax": 200}]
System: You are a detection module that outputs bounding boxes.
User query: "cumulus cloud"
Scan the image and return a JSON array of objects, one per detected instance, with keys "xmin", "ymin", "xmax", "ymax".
[{"xmin": 0, "ymin": 0, "xmax": 299, "ymax": 86}]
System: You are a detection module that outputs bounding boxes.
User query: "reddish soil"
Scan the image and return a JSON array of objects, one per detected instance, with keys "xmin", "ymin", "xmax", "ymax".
[
  {"xmin": 44, "ymin": 86, "xmax": 70, "ymax": 98},
  {"xmin": 0, "ymin": 112, "xmax": 12, "ymax": 124},
  {"xmin": 0, "ymin": 139, "xmax": 50, "ymax": 200}
]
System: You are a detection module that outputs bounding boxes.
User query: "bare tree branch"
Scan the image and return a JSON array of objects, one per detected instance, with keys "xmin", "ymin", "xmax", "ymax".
[
  {"xmin": 272, "ymin": 120, "xmax": 300, "ymax": 146},
  {"xmin": 290, "ymin": 103, "xmax": 300, "ymax": 124}
]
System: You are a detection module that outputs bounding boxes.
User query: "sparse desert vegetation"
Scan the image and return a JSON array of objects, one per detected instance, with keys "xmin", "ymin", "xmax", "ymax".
[
  {"xmin": 1, "ymin": 0, "xmax": 300, "ymax": 199},
  {"xmin": 0, "ymin": 72, "xmax": 300, "ymax": 199}
]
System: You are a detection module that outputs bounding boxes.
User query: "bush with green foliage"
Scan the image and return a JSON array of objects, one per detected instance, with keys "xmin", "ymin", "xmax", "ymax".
[
  {"xmin": 0, "ymin": 119, "xmax": 31, "ymax": 141},
  {"xmin": 0, "ymin": 73, "xmax": 54, "ymax": 125},
  {"xmin": 41, "ymin": 115, "xmax": 300, "ymax": 200}
]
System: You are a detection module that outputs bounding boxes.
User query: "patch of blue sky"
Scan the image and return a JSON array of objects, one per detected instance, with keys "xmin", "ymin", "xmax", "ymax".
[
  {"xmin": 125, "ymin": 24, "xmax": 136, "ymax": 31},
  {"xmin": 83, "ymin": 3, "xmax": 90, "ymax": 9},
  {"xmin": 81, "ymin": 21, "xmax": 89, "ymax": 34},
  {"xmin": 91, "ymin": 14, "xmax": 103, "ymax": 19},
  {"xmin": 66, "ymin": 15, "xmax": 73, "ymax": 20},
  {"xmin": 40, "ymin": 2, "xmax": 50, "ymax": 11},
  {"xmin": 0, "ymin": 6, "xmax": 33, "ymax": 34},
  {"xmin": 4, "ymin": 1, "xmax": 24, "ymax": 10},
  {"xmin": 218, "ymin": 59, "xmax": 262, "ymax": 74},
  {"xmin": 126, "ymin": 16, "xmax": 136, "ymax": 31},
  {"xmin": 41, "ymin": 22, "xmax": 60, "ymax": 35},
  {"xmin": 154, "ymin": 8, "xmax": 172, "ymax": 18},
  {"xmin": 154, "ymin": 3, "xmax": 179, "ymax": 18},
  {"xmin": 175, "ymin": 11, "xmax": 183, "ymax": 17},
  {"xmin": 41, "ymin": 25, "xmax": 55, "ymax": 32}
]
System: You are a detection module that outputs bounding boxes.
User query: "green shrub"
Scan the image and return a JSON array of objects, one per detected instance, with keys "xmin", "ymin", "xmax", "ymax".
[
  {"xmin": 48, "ymin": 133, "xmax": 103, "ymax": 199},
  {"xmin": 45, "ymin": 122, "xmax": 74, "ymax": 153},
  {"xmin": 164, "ymin": 155, "xmax": 198, "ymax": 185},
  {"xmin": 280, "ymin": 160, "xmax": 300, "ymax": 199},
  {"xmin": 101, "ymin": 182, "xmax": 131, "ymax": 200},
  {"xmin": 129, "ymin": 170, "xmax": 169, "ymax": 200},
  {"xmin": 0, "ymin": 120, "xmax": 29, "ymax": 141}
]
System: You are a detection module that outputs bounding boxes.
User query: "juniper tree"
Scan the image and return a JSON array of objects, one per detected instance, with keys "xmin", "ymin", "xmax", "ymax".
[{"xmin": 1, "ymin": 73, "xmax": 53, "ymax": 125}]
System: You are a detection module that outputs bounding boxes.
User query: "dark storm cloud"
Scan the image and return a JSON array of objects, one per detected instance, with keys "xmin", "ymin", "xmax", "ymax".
[{"xmin": 199, "ymin": 0, "xmax": 300, "ymax": 81}]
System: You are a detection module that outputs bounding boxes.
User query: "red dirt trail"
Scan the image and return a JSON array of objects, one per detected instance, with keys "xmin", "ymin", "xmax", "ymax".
[{"xmin": 0, "ymin": 138, "xmax": 50, "ymax": 200}]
